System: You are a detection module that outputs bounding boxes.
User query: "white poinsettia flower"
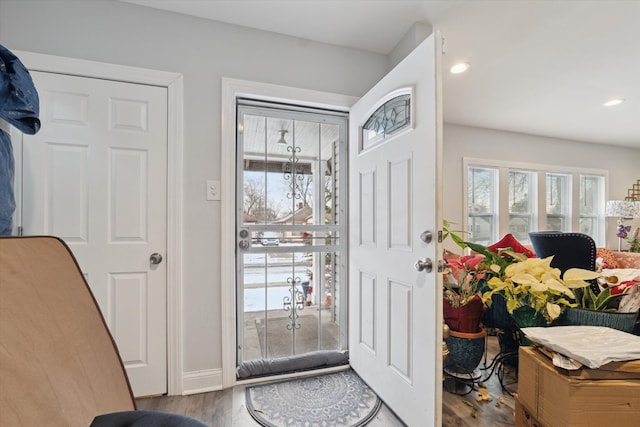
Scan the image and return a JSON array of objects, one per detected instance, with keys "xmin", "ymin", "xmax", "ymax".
[
  {"xmin": 510, "ymin": 273, "xmax": 538, "ymax": 286},
  {"xmin": 563, "ymin": 268, "xmax": 601, "ymax": 281},
  {"xmin": 468, "ymin": 237, "xmax": 605, "ymax": 325},
  {"xmin": 563, "ymin": 279, "xmax": 593, "ymax": 289},
  {"xmin": 539, "ymin": 271, "xmax": 561, "ymax": 283},
  {"xmin": 546, "ymin": 302, "xmax": 562, "ymax": 320},
  {"xmin": 541, "ymin": 280, "xmax": 575, "ymax": 298}
]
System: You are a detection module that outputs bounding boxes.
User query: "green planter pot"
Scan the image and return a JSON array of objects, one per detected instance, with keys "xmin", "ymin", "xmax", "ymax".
[
  {"xmin": 511, "ymin": 306, "xmax": 549, "ymax": 328},
  {"xmin": 444, "ymin": 328, "xmax": 486, "ymax": 375},
  {"xmin": 510, "ymin": 306, "xmax": 550, "ymax": 346},
  {"xmin": 482, "ymin": 293, "xmax": 515, "ymax": 331},
  {"xmin": 561, "ymin": 308, "xmax": 639, "ymax": 333}
]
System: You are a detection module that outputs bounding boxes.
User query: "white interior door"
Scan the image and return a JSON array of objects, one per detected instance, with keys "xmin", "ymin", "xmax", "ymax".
[
  {"xmin": 21, "ymin": 71, "xmax": 168, "ymax": 397},
  {"xmin": 348, "ymin": 33, "xmax": 443, "ymax": 426}
]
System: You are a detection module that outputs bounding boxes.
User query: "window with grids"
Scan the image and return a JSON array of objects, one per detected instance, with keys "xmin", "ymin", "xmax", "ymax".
[
  {"xmin": 467, "ymin": 167, "xmax": 498, "ymax": 245},
  {"xmin": 465, "ymin": 161, "xmax": 606, "ymax": 246},
  {"xmin": 579, "ymin": 175, "xmax": 605, "ymax": 238},
  {"xmin": 546, "ymin": 173, "xmax": 571, "ymax": 231},
  {"xmin": 508, "ymin": 170, "xmax": 536, "ymax": 242}
]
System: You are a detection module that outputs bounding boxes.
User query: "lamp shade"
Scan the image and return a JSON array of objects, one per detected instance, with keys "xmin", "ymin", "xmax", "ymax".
[{"xmin": 605, "ymin": 200, "xmax": 640, "ymax": 218}]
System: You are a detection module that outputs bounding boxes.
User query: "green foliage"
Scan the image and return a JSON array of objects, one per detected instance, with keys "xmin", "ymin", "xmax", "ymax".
[
  {"xmin": 441, "ymin": 220, "xmax": 467, "ymax": 249},
  {"xmin": 442, "ymin": 220, "xmax": 608, "ymax": 323},
  {"xmin": 573, "ymin": 286, "xmax": 624, "ymax": 311},
  {"xmin": 464, "ymin": 241, "xmax": 527, "ymax": 270},
  {"xmin": 482, "ymin": 258, "xmax": 572, "ymax": 323},
  {"xmin": 481, "ymin": 258, "xmax": 603, "ymax": 323},
  {"xmin": 442, "ymin": 220, "xmax": 527, "ymax": 276}
]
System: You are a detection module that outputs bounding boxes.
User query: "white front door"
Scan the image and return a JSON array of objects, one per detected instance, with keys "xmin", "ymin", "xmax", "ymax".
[
  {"xmin": 348, "ymin": 33, "xmax": 443, "ymax": 426},
  {"xmin": 21, "ymin": 71, "xmax": 168, "ymax": 397}
]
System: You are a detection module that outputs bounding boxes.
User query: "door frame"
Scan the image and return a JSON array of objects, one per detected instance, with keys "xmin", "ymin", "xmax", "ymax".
[
  {"xmin": 220, "ymin": 78, "xmax": 357, "ymax": 387},
  {"xmin": 13, "ymin": 50, "xmax": 185, "ymax": 395}
]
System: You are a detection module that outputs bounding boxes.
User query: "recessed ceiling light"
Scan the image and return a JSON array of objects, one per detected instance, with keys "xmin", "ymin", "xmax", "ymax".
[
  {"xmin": 450, "ymin": 62, "xmax": 470, "ymax": 74},
  {"xmin": 603, "ymin": 98, "xmax": 625, "ymax": 107}
]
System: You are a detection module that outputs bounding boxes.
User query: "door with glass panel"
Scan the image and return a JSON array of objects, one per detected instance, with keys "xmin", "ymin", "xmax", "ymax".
[{"xmin": 236, "ymin": 100, "xmax": 347, "ymax": 374}]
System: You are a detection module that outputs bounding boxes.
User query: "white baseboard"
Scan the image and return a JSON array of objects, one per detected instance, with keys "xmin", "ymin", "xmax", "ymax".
[{"xmin": 182, "ymin": 368, "xmax": 223, "ymax": 395}]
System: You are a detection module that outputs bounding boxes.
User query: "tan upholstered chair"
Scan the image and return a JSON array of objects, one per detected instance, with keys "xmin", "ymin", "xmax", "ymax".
[{"xmin": 0, "ymin": 237, "xmax": 205, "ymax": 426}]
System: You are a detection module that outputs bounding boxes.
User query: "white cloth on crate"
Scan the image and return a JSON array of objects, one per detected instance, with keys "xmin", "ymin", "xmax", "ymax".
[{"xmin": 521, "ymin": 325, "xmax": 640, "ymax": 369}]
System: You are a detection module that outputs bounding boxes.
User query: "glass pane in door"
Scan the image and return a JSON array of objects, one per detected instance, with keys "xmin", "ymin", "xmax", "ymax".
[{"xmin": 236, "ymin": 102, "xmax": 347, "ymax": 373}]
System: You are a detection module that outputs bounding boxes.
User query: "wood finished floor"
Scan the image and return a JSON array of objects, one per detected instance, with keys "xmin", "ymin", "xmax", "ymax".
[{"xmin": 136, "ymin": 335, "xmax": 517, "ymax": 427}]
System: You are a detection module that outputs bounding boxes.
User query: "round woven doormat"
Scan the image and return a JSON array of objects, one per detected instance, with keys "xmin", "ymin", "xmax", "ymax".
[{"xmin": 245, "ymin": 369, "xmax": 381, "ymax": 427}]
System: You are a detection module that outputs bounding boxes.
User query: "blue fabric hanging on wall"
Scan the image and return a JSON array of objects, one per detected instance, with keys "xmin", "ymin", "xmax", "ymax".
[{"xmin": 0, "ymin": 44, "xmax": 41, "ymax": 235}]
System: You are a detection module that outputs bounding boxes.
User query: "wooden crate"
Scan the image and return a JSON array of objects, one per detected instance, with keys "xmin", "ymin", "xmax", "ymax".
[{"xmin": 517, "ymin": 347, "xmax": 640, "ymax": 427}]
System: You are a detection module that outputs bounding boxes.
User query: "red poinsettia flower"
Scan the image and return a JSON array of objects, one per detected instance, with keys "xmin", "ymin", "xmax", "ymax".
[
  {"xmin": 462, "ymin": 254, "xmax": 484, "ymax": 269},
  {"xmin": 443, "ymin": 252, "xmax": 492, "ymax": 308}
]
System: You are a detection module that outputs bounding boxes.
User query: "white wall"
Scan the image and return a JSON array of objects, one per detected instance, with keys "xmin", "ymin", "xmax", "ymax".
[
  {"xmin": 443, "ymin": 124, "xmax": 640, "ymax": 250},
  {"xmin": 0, "ymin": 0, "xmax": 389, "ymax": 384}
]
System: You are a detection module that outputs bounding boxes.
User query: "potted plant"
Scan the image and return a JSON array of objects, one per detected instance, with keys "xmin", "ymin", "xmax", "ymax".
[
  {"xmin": 445, "ymin": 232, "xmax": 536, "ymax": 358},
  {"xmin": 442, "ymin": 252, "xmax": 487, "ymax": 333},
  {"xmin": 481, "ymin": 256, "xmax": 601, "ymax": 335},
  {"xmin": 441, "ymin": 252, "xmax": 488, "ymax": 375},
  {"xmin": 560, "ymin": 280, "xmax": 639, "ymax": 332},
  {"xmin": 441, "ymin": 222, "xmax": 512, "ymax": 375},
  {"xmin": 456, "ymin": 238, "xmax": 529, "ymax": 354}
]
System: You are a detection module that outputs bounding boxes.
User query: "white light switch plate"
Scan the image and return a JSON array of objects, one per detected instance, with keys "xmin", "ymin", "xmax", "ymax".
[{"xmin": 206, "ymin": 180, "xmax": 221, "ymax": 201}]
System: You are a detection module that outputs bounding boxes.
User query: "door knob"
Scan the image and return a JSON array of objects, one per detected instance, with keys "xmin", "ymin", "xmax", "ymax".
[
  {"xmin": 150, "ymin": 253, "xmax": 163, "ymax": 264},
  {"xmin": 414, "ymin": 258, "xmax": 433, "ymax": 272},
  {"xmin": 238, "ymin": 240, "xmax": 250, "ymax": 250},
  {"xmin": 420, "ymin": 230, "xmax": 433, "ymax": 244}
]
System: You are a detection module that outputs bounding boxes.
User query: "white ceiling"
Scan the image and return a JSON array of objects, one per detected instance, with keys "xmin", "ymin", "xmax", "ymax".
[{"xmin": 122, "ymin": 0, "xmax": 640, "ymax": 149}]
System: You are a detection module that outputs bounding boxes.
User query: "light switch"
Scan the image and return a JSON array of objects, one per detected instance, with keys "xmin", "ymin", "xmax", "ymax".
[{"xmin": 206, "ymin": 180, "xmax": 221, "ymax": 201}]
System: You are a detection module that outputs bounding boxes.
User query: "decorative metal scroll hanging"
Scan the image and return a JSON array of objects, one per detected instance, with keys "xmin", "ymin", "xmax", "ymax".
[
  {"xmin": 283, "ymin": 276, "xmax": 305, "ymax": 330},
  {"xmin": 284, "ymin": 145, "xmax": 305, "ymax": 200}
]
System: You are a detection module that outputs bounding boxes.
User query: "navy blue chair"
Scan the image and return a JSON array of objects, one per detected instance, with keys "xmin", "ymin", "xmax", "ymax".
[
  {"xmin": 528, "ymin": 231, "xmax": 599, "ymax": 294},
  {"xmin": 91, "ymin": 411, "xmax": 207, "ymax": 427}
]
